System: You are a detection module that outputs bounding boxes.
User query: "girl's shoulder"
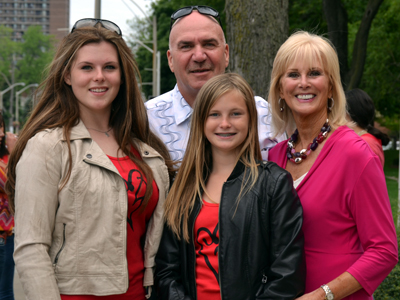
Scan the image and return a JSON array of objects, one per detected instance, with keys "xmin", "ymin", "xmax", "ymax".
[{"xmin": 257, "ymin": 160, "xmax": 291, "ymax": 183}]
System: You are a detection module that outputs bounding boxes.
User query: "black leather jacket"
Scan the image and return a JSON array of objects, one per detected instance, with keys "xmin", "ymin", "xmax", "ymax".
[{"xmin": 155, "ymin": 161, "xmax": 305, "ymax": 300}]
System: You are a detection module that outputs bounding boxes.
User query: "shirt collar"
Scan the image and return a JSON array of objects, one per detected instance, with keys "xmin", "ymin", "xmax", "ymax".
[{"xmin": 172, "ymin": 85, "xmax": 193, "ymax": 125}]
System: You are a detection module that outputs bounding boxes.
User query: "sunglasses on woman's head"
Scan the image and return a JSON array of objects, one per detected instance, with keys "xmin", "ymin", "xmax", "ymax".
[
  {"xmin": 71, "ymin": 18, "xmax": 122, "ymax": 36},
  {"xmin": 170, "ymin": 5, "xmax": 222, "ymax": 31}
]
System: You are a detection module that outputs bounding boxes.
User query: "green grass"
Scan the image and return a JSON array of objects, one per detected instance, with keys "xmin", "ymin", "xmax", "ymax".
[
  {"xmin": 384, "ymin": 150, "xmax": 399, "ymax": 227},
  {"xmin": 374, "ymin": 150, "xmax": 399, "ymax": 299}
]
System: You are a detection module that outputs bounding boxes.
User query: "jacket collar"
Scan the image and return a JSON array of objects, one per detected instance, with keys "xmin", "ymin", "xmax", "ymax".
[
  {"xmin": 67, "ymin": 120, "xmax": 92, "ymax": 141},
  {"xmin": 64, "ymin": 120, "xmax": 163, "ymax": 159},
  {"xmin": 226, "ymin": 160, "xmax": 246, "ymax": 182}
]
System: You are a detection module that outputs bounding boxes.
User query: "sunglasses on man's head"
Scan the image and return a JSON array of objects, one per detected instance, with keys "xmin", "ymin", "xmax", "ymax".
[
  {"xmin": 170, "ymin": 5, "xmax": 222, "ymax": 31},
  {"xmin": 71, "ymin": 18, "xmax": 122, "ymax": 36}
]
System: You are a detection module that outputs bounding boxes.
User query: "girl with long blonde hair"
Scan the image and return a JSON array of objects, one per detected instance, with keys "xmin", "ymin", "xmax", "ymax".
[{"xmin": 156, "ymin": 73, "xmax": 305, "ymax": 300}]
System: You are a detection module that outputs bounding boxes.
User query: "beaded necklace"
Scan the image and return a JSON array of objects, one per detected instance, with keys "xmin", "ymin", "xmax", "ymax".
[{"xmin": 287, "ymin": 119, "xmax": 331, "ymax": 164}]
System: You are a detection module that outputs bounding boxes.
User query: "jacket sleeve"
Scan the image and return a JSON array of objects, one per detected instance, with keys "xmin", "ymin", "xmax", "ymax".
[
  {"xmin": 13, "ymin": 133, "xmax": 63, "ymax": 300},
  {"xmin": 259, "ymin": 167, "xmax": 306, "ymax": 299},
  {"xmin": 155, "ymin": 223, "xmax": 194, "ymax": 300}
]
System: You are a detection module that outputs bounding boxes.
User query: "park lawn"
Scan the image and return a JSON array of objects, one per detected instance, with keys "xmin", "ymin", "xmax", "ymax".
[
  {"xmin": 386, "ymin": 178, "xmax": 399, "ymax": 225},
  {"xmin": 384, "ymin": 150, "xmax": 399, "ymax": 227},
  {"xmin": 374, "ymin": 150, "xmax": 399, "ymax": 300}
]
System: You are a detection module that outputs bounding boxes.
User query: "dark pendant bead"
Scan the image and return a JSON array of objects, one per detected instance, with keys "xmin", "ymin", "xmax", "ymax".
[
  {"xmin": 287, "ymin": 152, "xmax": 293, "ymax": 159},
  {"xmin": 310, "ymin": 142, "xmax": 318, "ymax": 151},
  {"xmin": 294, "ymin": 152, "xmax": 301, "ymax": 158}
]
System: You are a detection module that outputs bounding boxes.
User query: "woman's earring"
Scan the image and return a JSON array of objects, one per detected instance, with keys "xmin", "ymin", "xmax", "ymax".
[
  {"xmin": 278, "ymin": 98, "xmax": 285, "ymax": 112},
  {"xmin": 328, "ymin": 97, "xmax": 334, "ymax": 111}
]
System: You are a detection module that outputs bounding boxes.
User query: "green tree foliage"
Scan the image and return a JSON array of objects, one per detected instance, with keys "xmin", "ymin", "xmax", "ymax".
[
  {"xmin": 0, "ymin": 25, "xmax": 55, "ymax": 128},
  {"xmin": 0, "ymin": 26, "xmax": 17, "ymax": 89},
  {"xmin": 358, "ymin": 0, "xmax": 400, "ymax": 130},
  {"xmin": 289, "ymin": 0, "xmax": 400, "ymax": 131},
  {"xmin": 128, "ymin": 0, "xmax": 225, "ymax": 99},
  {"xmin": 17, "ymin": 26, "xmax": 55, "ymax": 85},
  {"xmin": 130, "ymin": 0, "xmax": 399, "ymax": 131}
]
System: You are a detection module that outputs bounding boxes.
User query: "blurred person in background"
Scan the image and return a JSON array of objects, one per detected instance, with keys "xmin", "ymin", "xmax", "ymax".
[
  {"xmin": 0, "ymin": 112, "xmax": 18, "ymax": 300},
  {"xmin": 345, "ymin": 88, "xmax": 390, "ymax": 167}
]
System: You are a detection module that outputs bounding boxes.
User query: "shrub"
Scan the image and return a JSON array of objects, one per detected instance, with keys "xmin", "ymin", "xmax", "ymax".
[{"xmin": 374, "ymin": 231, "xmax": 400, "ymax": 300}]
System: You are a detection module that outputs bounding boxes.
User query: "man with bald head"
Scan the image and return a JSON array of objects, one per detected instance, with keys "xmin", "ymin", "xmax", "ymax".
[{"xmin": 145, "ymin": 6, "xmax": 284, "ymax": 161}]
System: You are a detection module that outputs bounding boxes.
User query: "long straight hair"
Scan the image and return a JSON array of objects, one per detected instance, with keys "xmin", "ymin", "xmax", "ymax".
[
  {"xmin": 164, "ymin": 73, "xmax": 261, "ymax": 242},
  {"xmin": 6, "ymin": 24, "xmax": 174, "ymax": 212}
]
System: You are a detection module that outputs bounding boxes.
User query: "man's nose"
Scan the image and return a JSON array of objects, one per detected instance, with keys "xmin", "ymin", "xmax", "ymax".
[{"xmin": 192, "ymin": 46, "xmax": 207, "ymax": 62}]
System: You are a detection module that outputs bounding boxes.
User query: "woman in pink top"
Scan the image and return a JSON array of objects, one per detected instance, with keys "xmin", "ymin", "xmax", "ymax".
[
  {"xmin": 267, "ymin": 31, "xmax": 398, "ymax": 300},
  {"xmin": 345, "ymin": 88, "xmax": 390, "ymax": 167}
]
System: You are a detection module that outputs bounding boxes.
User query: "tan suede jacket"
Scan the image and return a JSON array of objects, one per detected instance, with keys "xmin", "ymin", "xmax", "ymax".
[{"xmin": 13, "ymin": 121, "xmax": 169, "ymax": 299}]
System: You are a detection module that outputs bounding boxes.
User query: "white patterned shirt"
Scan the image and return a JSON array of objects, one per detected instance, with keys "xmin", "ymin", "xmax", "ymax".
[{"xmin": 145, "ymin": 85, "xmax": 285, "ymax": 162}]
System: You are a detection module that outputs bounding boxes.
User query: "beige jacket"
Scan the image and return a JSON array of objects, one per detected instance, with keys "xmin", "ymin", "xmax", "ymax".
[{"xmin": 14, "ymin": 121, "xmax": 169, "ymax": 299}]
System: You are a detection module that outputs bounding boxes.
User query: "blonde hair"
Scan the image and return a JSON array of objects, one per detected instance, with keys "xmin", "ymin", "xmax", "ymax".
[
  {"xmin": 6, "ymin": 24, "xmax": 174, "ymax": 212},
  {"xmin": 268, "ymin": 31, "xmax": 347, "ymax": 136},
  {"xmin": 164, "ymin": 73, "xmax": 261, "ymax": 242}
]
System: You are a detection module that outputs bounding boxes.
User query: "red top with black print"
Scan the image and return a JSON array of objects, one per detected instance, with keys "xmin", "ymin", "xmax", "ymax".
[
  {"xmin": 194, "ymin": 200, "xmax": 220, "ymax": 300},
  {"xmin": 61, "ymin": 149, "xmax": 159, "ymax": 299}
]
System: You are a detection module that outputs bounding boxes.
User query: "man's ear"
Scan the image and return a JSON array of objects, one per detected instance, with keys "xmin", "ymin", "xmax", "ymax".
[
  {"xmin": 224, "ymin": 43, "xmax": 229, "ymax": 68},
  {"xmin": 167, "ymin": 50, "xmax": 174, "ymax": 73}
]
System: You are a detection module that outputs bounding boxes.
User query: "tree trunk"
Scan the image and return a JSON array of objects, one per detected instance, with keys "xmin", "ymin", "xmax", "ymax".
[
  {"xmin": 323, "ymin": 0, "xmax": 383, "ymax": 90},
  {"xmin": 225, "ymin": 0, "xmax": 289, "ymax": 99},
  {"xmin": 347, "ymin": 0, "xmax": 384, "ymax": 90},
  {"xmin": 323, "ymin": 0, "xmax": 348, "ymax": 87}
]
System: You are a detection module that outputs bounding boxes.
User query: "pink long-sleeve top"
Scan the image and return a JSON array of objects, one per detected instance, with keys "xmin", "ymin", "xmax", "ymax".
[{"xmin": 269, "ymin": 125, "xmax": 398, "ymax": 300}]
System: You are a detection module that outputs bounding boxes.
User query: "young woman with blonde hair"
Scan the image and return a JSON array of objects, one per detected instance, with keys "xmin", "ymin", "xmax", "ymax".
[
  {"xmin": 6, "ymin": 19, "xmax": 174, "ymax": 299},
  {"xmin": 156, "ymin": 73, "xmax": 305, "ymax": 300}
]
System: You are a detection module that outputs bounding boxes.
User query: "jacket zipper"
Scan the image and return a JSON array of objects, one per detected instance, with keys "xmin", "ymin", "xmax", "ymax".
[
  {"xmin": 218, "ymin": 184, "xmax": 225, "ymax": 300},
  {"xmin": 192, "ymin": 201, "xmax": 201, "ymax": 300},
  {"xmin": 262, "ymin": 273, "xmax": 268, "ymax": 283},
  {"xmin": 53, "ymin": 223, "xmax": 66, "ymax": 271}
]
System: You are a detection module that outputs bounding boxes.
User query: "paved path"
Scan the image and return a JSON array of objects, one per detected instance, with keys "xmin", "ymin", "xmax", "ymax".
[{"xmin": 386, "ymin": 176, "xmax": 398, "ymax": 182}]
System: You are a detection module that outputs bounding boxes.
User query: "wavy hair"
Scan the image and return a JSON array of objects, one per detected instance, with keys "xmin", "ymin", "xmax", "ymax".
[
  {"xmin": 6, "ymin": 24, "xmax": 174, "ymax": 212},
  {"xmin": 164, "ymin": 73, "xmax": 261, "ymax": 242},
  {"xmin": 268, "ymin": 31, "xmax": 347, "ymax": 136}
]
